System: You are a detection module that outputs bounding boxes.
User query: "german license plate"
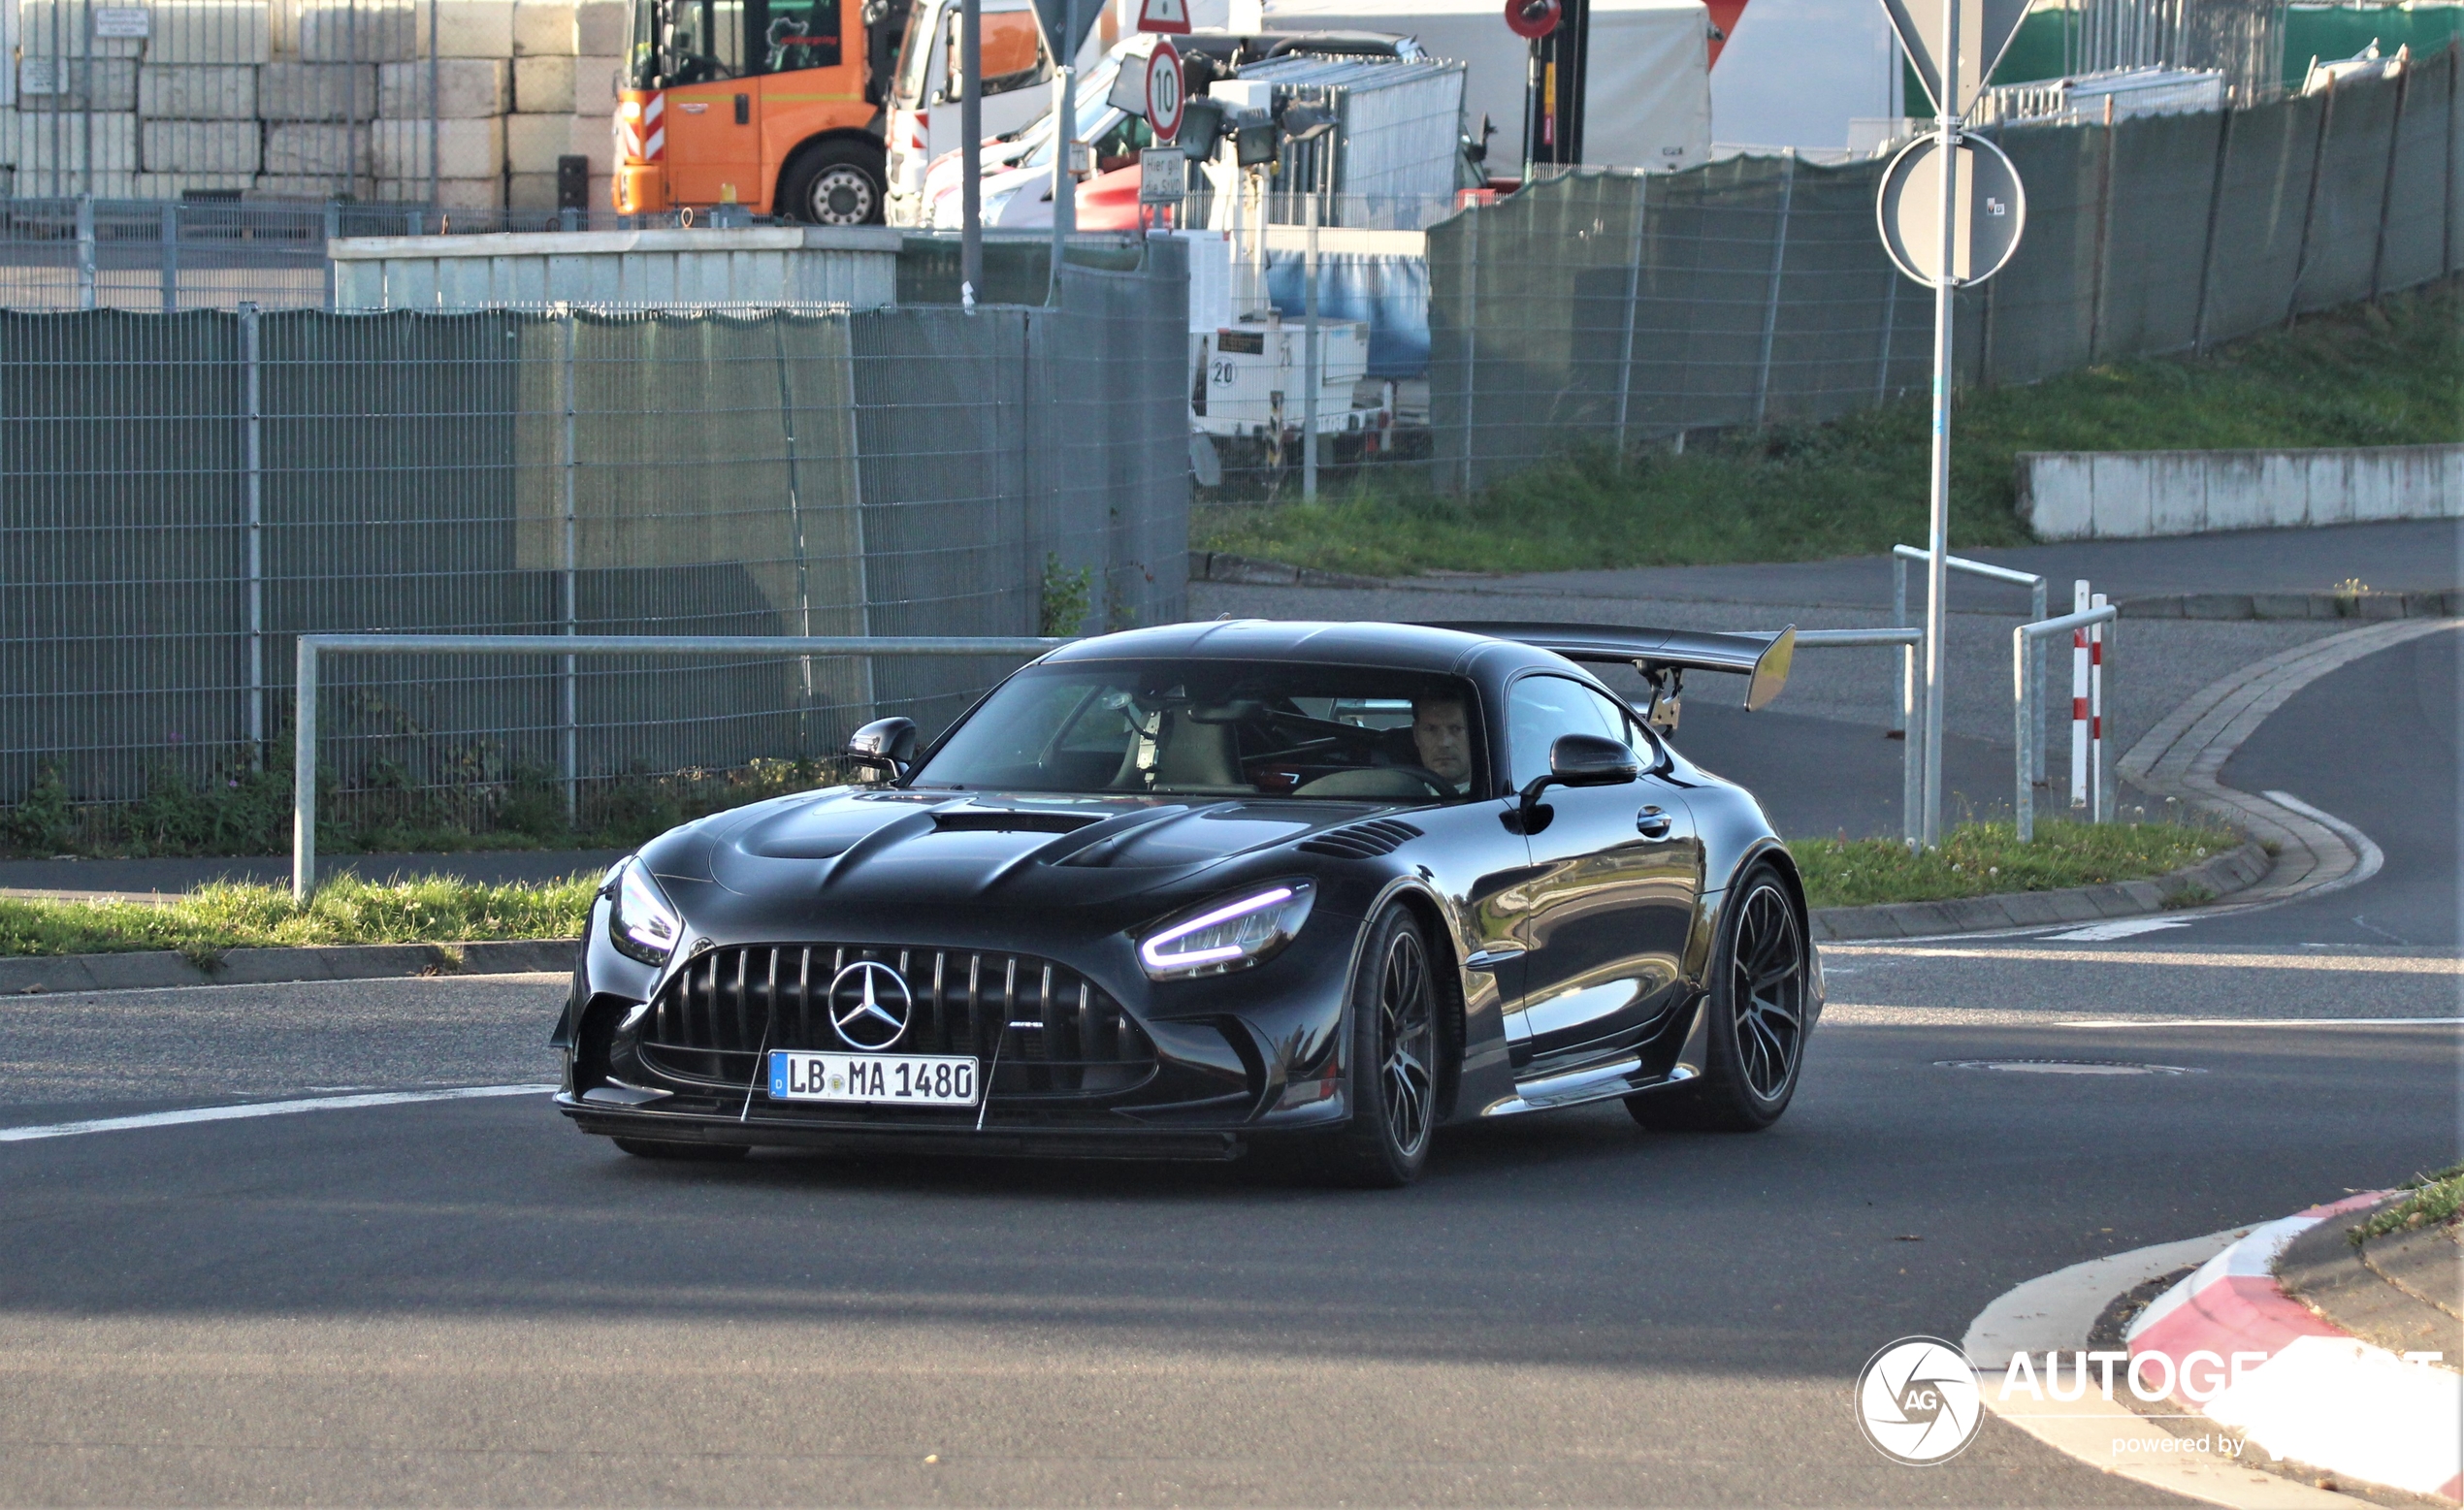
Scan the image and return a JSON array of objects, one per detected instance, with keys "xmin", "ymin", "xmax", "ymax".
[{"xmin": 766, "ymin": 1050, "xmax": 980, "ymax": 1107}]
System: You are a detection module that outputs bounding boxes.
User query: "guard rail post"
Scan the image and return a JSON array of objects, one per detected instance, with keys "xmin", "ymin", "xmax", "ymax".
[
  {"xmin": 1794, "ymin": 626, "xmax": 1924, "ymax": 841},
  {"xmin": 1890, "ymin": 545, "xmax": 2049, "ymax": 785},
  {"xmin": 290, "ymin": 634, "xmax": 1071, "ymax": 902},
  {"xmin": 2013, "ymin": 602, "xmax": 2117, "ymax": 841}
]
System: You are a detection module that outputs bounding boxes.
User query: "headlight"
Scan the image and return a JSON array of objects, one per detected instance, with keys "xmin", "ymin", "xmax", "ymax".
[
  {"xmin": 1138, "ymin": 883, "xmax": 1314, "ymax": 980},
  {"xmin": 606, "ymin": 857, "xmax": 684, "ymax": 967}
]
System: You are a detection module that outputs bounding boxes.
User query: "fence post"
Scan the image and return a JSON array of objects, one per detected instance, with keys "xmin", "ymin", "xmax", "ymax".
[
  {"xmin": 243, "ymin": 302, "xmax": 266, "ymax": 758},
  {"xmin": 1751, "ymin": 148, "xmax": 1796, "ymax": 429},
  {"xmin": 2191, "ymin": 107, "xmax": 2233, "ymax": 352},
  {"xmin": 1457, "ymin": 208, "xmax": 1479, "ymax": 495},
  {"xmin": 2028, "ymin": 576, "xmax": 2047, "ymax": 786},
  {"xmin": 1901, "ymin": 642, "xmax": 1922, "ymax": 846},
  {"xmin": 2370, "ymin": 59, "xmax": 2413, "ymax": 302},
  {"xmin": 2087, "ymin": 111, "xmax": 2116, "ymax": 361},
  {"xmin": 1613, "ymin": 173, "xmax": 1645, "ymax": 455},
  {"xmin": 159, "ymin": 202, "xmax": 178, "ymax": 314},
  {"xmin": 559, "ymin": 307, "xmax": 580, "ymax": 821},
  {"xmin": 292, "ymin": 638, "xmax": 318, "ymax": 904},
  {"xmin": 1873, "ymin": 258, "xmax": 1898, "ymax": 404},
  {"xmin": 2014, "ymin": 624, "xmax": 2034, "ymax": 841},
  {"xmin": 323, "ymin": 201, "xmax": 341, "ymax": 310},
  {"xmin": 2286, "ymin": 72, "xmax": 2335, "ymax": 326},
  {"xmin": 2070, "ymin": 579, "xmax": 2090, "ymax": 808},
  {"xmin": 2447, "ymin": 44, "xmax": 2458, "ymax": 277},
  {"xmin": 1889, "ymin": 553, "xmax": 1908, "ymax": 737},
  {"xmin": 74, "ymin": 195, "xmax": 95, "ymax": 311}
]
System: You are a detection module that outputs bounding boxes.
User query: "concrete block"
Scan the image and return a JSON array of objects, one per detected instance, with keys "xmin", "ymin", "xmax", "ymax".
[
  {"xmin": 2144, "ymin": 451, "xmax": 2206, "ymax": 536},
  {"xmin": 16, "ymin": 110, "xmax": 139, "ymax": 171},
  {"xmin": 298, "ymin": 1, "xmax": 419, "ymax": 62},
  {"xmin": 136, "ymin": 169, "xmax": 253, "ymax": 194},
  {"xmin": 2249, "ymin": 592, "xmax": 2313, "ymax": 620},
  {"xmin": 146, "ymin": 0, "xmax": 274, "ymax": 63},
  {"xmin": 2177, "ymin": 593, "xmax": 2254, "ymax": 619},
  {"xmin": 574, "ymin": 0, "xmax": 628, "ymax": 55},
  {"xmin": 2444, "ymin": 450, "xmax": 2464, "ymax": 519},
  {"xmin": 2199, "ymin": 451, "xmax": 2263, "ymax": 530},
  {"xmin": 505, "ymin": 111, "xmax": 573, "ymax": 172},
  {"xmin": 0, "ymin": 169, "xmax": 14, "ymax": 194},
  {"xmin": 515, "ymin": 0, "xmax": 578, "ymax": 53},
  {"xmin": 2086, "ymin": 452, "xmax": 2153, "ymax": 539},
  {"xmin": 2252, "ymin": 451, "xmax": 2308, "ymax": 528},
  {"xmin": 264, "ymin": 120, "xmax": 370, "ymax": 176},
  {"xmin": 507, "ymin": 169, "xmax": 559, "ymax": 209},
  {"xmin": 139, "ymin": 64, "xmax": 258, "ymax": 119},
  {"xmin": 571, "ymin": 54, "xmax": 625, "ymax": 112},
  {"xmin": 380, "ymin": 57, "xmax": 508, "ymax": 118},
  {"xmin": 0, "ymin": 115, "xmax": 14, "ymax": 168},
  {"xmin": 424, "ymin": 0, "xmax": 516, "ymax": 57},
  {"xmin": 17, "ymin": 0, "xmax": 146, "ymax": 57},
  {"xmin": 142, "ymin": 117, "xmax": 261, "ymax": 172},
  {"xmin": 250, "ymin": 171, "xmax": 361, "ymax": 198},
  {"xmin": 258, "ymin": 62, "xmax": 377, "ymax": 120},
  {"xmin": 374, "ymin": 114, "xmax": 503, "ymax": 178},
  {"xmin": 2305, "ymin": 452, "xmax": 2354, "ymax": 527},
  {"xmin": 2019, "ymin": 453, "xmax": 2093, "ymax": 540},
  {"xmin": 17, "ymin": 56, "xmax": 139, "ymax": 112},
  {"xmin": 514, "ymin": 53, "xmax": 574, "ymax": 112},
  {"xmin": 569, "ymin": 112, "xmax": 612, "ymax": 171}
]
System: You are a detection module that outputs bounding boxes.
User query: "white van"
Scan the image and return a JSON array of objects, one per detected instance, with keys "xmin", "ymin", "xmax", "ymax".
[{"xmin": 884, "ymin": 0, "xmax": 1058, "ymax": 225}]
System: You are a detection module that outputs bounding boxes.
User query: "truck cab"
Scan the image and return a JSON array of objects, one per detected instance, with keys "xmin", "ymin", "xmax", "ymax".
[{"xmin": 613, "ymin": 0, "xmax": 907, "ymax": 223}]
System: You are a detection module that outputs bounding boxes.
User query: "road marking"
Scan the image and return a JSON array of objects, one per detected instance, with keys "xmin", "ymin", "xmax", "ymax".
[
  {"xmin": 2259, "ymin": 790, "xmax": 2385, "ymax": 899},
  {"xmin": 1823, "ymin": 946, "xmax": 2460, "ymax": 974},
  {"xmin": 2047, "ymin": 918, "xmax": 2193, "ymax": 942},
  {"xmin": 2059, "ymin": 1017, "xmax": 2464, "ymax": 1029},
  {"xmin": 0, "ymin": 1084, "xmax": 556, "ymax": 1144}
]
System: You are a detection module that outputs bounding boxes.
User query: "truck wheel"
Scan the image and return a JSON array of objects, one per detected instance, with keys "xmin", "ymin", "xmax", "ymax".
[{"xmin": 781, "ymin": 142, "xmax": 884, "ymax": 226}]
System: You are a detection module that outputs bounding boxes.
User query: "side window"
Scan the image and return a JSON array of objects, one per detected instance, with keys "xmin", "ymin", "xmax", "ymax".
[
  {"xmin": 760, "ymin": 0, "xmax": 842, "ymax": 73},
  {"xmin": 665, "ymin": 0, "xmax": 748, "ymax": 80},
  {"xmin": 1506, "ymin": 676, "xmax": 1628, "ymax": 786}
]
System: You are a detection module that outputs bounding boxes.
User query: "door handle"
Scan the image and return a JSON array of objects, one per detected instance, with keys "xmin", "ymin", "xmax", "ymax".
[
  {"xmin": 734, "ymin": 92, "xmax": 750, "ymax": 124},
  {"xmin": 1637, "ymin": 805, "xmax": 1673, "ymax": 839}
]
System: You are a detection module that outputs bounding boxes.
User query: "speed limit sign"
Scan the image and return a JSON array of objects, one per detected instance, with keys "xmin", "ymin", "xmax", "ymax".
[{"xmin": 1144, "ymin": 39, "xmax": 1184, "ymax": 142}]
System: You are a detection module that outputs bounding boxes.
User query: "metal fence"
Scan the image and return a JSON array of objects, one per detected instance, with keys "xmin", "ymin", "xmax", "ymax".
[
  {"xmin": 0, "ymin": 238, "xmax": 1188, "ymax": 838},
  {"xmin": 1424, "ymin": 45, "xmax": 2457, "ymax": 491}
]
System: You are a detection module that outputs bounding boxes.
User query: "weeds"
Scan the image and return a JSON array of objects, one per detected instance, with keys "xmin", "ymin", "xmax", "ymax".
[
  {"xmin": 1795, "ymin": 819, "xmax": 2225, "ymax": 910},
  {"xmin": 0, "ymin": 873, "xmax": 600, "ymax": 957}
]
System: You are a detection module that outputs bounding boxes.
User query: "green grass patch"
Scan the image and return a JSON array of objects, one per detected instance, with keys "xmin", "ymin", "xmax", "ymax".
[
  {"xmin": 2351, "ymin": 1165, "xmax": 2464, "ymax": 1244},
  {"xmin": 1795, "ymin": 819, "xmax": 2228, "ymax": 910},
  {"xmin": 1198, "ymin": 280, "xmax": 2463, "ymax": 578},
  {"xmin": 0, "ymin": 874, "xmax": 599, "ymax": 959}
]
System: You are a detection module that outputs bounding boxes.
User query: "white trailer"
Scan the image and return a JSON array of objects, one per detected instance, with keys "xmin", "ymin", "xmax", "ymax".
[{"xmin": 1254, "ymin": 0, "xmax": 1713, "ymax": 172}]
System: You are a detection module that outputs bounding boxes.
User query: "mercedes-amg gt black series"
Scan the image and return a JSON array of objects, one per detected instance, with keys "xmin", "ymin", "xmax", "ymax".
[{"xmin": 553, "ymin": 619, "xmax": 1822, "ymax": 1186}]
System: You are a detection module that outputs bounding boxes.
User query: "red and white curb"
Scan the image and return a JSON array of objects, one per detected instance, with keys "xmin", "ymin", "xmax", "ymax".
[{"xmin": 2126, "ymin": 1193, "xmax": 2461, "ymax": 1502}]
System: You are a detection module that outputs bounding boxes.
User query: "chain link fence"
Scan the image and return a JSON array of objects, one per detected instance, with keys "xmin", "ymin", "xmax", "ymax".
[{"xmin": 0, "ymin": 238, "xmax": 1187, "ymax": 845}]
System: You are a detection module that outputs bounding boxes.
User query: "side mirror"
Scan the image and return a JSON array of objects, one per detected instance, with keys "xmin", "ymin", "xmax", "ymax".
[
  {"xmin": 1512, "ymin": 733, "xmax": 1638, "ymax": 833},
  {"xmin": 847, "ymin": 717, "xmax": 919, "ymax": 779}
]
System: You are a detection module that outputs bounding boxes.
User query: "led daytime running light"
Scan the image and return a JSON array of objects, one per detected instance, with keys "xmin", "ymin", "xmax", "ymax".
[{"xmin": 1139, "ymin": 884, "xmax": 1312, "ymax": 978}]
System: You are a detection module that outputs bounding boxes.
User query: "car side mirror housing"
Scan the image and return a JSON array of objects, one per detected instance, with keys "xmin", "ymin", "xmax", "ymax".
[
  {"xmin": 847, "ymin": 716, "xmax": 920, "ymax": 779},
  {"xmin": 1510, "ymin": 733, "xmax": 1639, "ymax": 833}
]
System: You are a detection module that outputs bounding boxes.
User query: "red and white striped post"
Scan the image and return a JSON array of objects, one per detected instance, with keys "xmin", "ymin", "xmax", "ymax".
[{"xmin": 2069, "ymin": 579, "xmax": 2091, "ymax": 810}]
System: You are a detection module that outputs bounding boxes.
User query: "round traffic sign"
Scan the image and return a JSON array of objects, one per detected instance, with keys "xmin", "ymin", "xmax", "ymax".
[
  {"xmin": 1505, "ymin": 0, "xmax": 1560, "ymax": 40},
  {"xmin": 1144, "ymin": 39, "xmax": 1184, "ymax": 144},
  {"xmin": 1875, "ymin": 132, "xmax": 2026, "ymax": 287}
]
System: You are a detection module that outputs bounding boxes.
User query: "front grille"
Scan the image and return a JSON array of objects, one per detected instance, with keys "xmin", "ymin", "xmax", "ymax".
[{"xmin": 637, "ymin": 945, "xmax": 1155, "ymax": 1100}]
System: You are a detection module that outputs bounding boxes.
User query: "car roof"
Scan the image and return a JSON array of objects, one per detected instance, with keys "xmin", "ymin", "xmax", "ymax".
[{"xmin": 1040, "ymin": 620, "xmax": 1573, "ymax": 676}]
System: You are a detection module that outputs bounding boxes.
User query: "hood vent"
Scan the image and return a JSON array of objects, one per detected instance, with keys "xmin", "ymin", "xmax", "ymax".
[
  {"xmin": 1298, "ymin": 819, "xmax": 1425, "ymax": 859},
  {"xmin": 933, "ymin": 810, "xmax": 1105, "ymax": 835}
]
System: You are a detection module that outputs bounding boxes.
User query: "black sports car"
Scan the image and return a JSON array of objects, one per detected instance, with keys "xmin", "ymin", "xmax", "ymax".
[{"xmin": 553, "ymin": 619, "xmax": 1822, "ymax": 1186}]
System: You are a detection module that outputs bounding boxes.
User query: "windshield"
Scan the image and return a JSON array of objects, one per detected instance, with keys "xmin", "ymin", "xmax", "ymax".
[
  {"xmin": 1017, "ymin": 59, "xmax": 1121, "ymax": 166},
  {"xmin": 910, "ymin": 660, "xmax": 1486, "ymax": 800}
]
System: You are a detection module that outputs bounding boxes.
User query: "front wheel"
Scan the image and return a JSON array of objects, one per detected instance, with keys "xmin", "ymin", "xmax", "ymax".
[
  {"xmin": 1628, "ymin": 864, "xmax": 1809, "ymax": 1133},
  {"xmin": 779, "ymin": 141, "xmax": 885, "ymax": 226},
  {"xmin": 1313, "ymin": 906, "xmax": 1440, "ymax": 1187}
]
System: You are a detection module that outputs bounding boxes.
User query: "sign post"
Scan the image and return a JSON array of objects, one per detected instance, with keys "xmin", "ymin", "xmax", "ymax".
[{"xmin": 1871, "ymin": 0, "xmax": 2028, "ymax": 848}]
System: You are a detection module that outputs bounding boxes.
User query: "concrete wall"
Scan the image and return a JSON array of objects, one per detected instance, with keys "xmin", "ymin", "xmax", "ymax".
[
  {"xmin": 328, "ymin": 227, "xmax": 902, "ymax": 308},
  {"xmin": 2020, "ymin": 445, "xmax": 2464, "ymax": 540}
]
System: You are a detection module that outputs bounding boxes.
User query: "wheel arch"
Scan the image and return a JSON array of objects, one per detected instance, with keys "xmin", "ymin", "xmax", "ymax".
[
  {"xmin": 1360, "ymin": 875, "xmax": 1467, "ymax": 1124},
  {"xmin": 1685, "ymin": 834, "xmax": 1806, "ymax": 986},
  {"xmin": 778, "ymin": 128, "xmax": 886, "ymax": 189}
]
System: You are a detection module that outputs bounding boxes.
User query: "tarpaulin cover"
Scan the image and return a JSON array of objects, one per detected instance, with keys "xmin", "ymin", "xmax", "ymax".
[{"xmin": 1264, "ymin": 249, "xmax": 1433, "ymax": 376}]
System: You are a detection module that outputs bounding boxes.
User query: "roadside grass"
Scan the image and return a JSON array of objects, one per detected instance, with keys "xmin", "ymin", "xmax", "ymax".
[
  {"xmin": 2351, "ymin": 1165, "xmax": 2464, "ymax": 1244},
  {"xmin": 1196, "ymin": 278, "xmax": 2464, "ymax": 578},
  {"xmin": 1792, "ymin": 819, "xmax": 2228, "ymax": 911},
  {"xmin": 0, "ymin": 874, "xmax": 600, "ymax": 962}
]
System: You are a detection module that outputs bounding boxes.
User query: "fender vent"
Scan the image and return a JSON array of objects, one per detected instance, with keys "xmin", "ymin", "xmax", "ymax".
[{"xmin": 1298, "ymin": 819, "xmax": 1425, "ymax": 859}]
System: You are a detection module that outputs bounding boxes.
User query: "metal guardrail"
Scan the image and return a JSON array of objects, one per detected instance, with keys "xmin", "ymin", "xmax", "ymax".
[
  {"xmin": 1891, "ymin": 545, "xmax": 2052, "ymax": 790},
  {"xmin": 290, "ymin": 634, "xmax": 1071, "ymax": 899},
  {"xmin": 1795, "ymin": 626, "xmax": 1925, "ymax": 845},
  {"xmin": 2013, "ymin": 605, "xmax": 2119, "ymax": 842}
]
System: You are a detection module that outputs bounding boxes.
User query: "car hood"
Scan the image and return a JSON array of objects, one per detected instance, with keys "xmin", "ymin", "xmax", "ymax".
[{"xmin": 676, "ymin": 787, "xmax": 1406, "ymax": 915}]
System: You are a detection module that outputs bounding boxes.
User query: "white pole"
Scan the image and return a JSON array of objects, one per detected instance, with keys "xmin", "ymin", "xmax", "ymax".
[
  {"xmin": 1920, "ymin": 0, "xmax": 1961, "ymax": 849},
  {"xmin": 2090, "ymin": 590, "xmax": 2108, "ymax": 822},
  {"xmin": 1303, "ymin": 191, "xmax": 1319, "ymax": 499},
  {"xmin": 292, "ymin": 639, "xmax": 318, "ymax": 904},
  {"xmin": 2070, "ymin": 578, "xmax": 2090, "ymax": 809}
]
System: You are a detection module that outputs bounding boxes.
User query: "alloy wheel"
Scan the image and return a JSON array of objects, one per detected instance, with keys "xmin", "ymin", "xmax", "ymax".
[
  {"xmin": 1378, "ymin": 929, "xmax": 1436, "ymax": 1156},
  {"xmin": 1730, "ymin": 882, "xmax": 1805, "ymax": 1101}
]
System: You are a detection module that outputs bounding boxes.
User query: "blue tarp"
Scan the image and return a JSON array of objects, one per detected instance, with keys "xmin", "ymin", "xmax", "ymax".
[{"xmin": 1263, "ymin": 250, "xmax": 1430, "ymax": 379}]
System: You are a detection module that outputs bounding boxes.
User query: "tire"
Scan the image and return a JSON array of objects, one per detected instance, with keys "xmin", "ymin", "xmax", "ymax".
[
  {"xmin": 613, "ymin": 1137, "xmax": 750, "ymax": 1162},
  {"xmin": 779, "ymin": 141, "xmax": 885, "ymax": 226},
  {"xmin": 1313, "ymin": 906, "xmax": 1440, "ymax": 1188},
  {"xmin": 1627, "ymin": 863, "xmax": 1809, "ymax": 1133}
]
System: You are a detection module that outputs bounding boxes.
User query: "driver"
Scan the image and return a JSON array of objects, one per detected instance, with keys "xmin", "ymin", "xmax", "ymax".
[{"xmin": 1410, "ymin": 693, "xmax": 1473, "ymax": 794}]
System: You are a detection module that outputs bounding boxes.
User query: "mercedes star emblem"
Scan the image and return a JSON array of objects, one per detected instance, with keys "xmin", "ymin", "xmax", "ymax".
[{"xmin": 827, "ymin": 959, "xmax": 913, "ymax": 1050}]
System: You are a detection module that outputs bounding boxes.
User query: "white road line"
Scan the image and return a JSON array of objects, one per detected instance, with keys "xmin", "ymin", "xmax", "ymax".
[
  {"xmin": 2046, "ymin": 918, "xmax": 2193, "ymax": 942},
  {"xmin": 2059, "ymin": 1016, "xmax": 2464, "ymax": 1029},
  {"xmin": 2260, "ymin": 790, "xmax": 2386, "ymax": 899},
  {"xmin": 1822, "ymin": 946, "xmax": 2461, "ymax": 973},
  {"xmin": 0, "ymin": 1083, "xmax": 556, "ymax": 1143}
]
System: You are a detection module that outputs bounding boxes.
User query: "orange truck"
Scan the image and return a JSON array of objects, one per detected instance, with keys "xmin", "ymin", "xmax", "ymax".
[{"xmin": 613, "ymin": 0, "xmax": 918, "ymax": 223}]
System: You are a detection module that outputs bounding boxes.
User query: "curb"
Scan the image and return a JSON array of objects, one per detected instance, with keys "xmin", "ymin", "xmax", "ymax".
[
  {"xmin": 1807, "ymin": 839, "xmax": 2268, "ymax": 942},
  {"xmin": 1187, "ymin": 551, "xmax": 1389, "ymax": 591},
  {"xmin": 2126, "ymin": 1193, "xmax": 2462, "ymax": 1502},
  {"xmin": 0, "ymin": 938, "xmax": 576, "ymax": 995}
]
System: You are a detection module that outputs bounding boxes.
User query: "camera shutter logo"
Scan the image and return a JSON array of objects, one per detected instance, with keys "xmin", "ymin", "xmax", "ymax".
[
  {"xmin": 828, "ymin": 961, "xmax": 913, "ymax": 1051},
  {"xmin": 1856, "ymin": 1336, "xmax": 1983, "ymax": 1464}
]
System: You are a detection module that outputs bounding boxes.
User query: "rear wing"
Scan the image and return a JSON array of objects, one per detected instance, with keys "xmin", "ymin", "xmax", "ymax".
[{"xmin": 1429, "ymin": 622, "xmax": 1798, "ymax": 713}]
